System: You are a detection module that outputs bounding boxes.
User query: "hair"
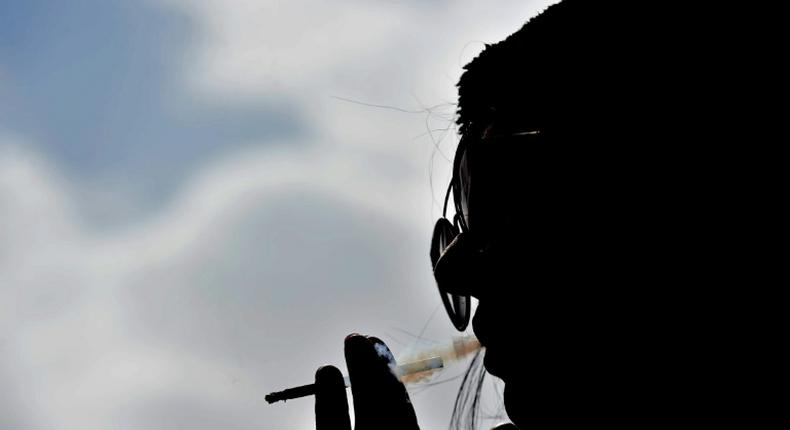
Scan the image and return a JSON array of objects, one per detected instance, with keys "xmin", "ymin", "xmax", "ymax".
[
  {"xmin": 455, "ymin": 1, "xmax": 598, "ymax": 138},
  {"xmin": 448, "ymin": 349, "xmax": 488, "ymax": 430}
]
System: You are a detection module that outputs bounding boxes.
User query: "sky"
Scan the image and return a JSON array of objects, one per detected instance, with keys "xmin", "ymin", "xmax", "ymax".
[{"xmin": 0, "ymin": 1, "xmax": 557, "ymax": 428}]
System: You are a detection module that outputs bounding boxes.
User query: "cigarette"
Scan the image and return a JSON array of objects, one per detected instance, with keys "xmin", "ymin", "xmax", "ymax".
[{"xmin": 265, "ymin": 356, "xmax": 444, "ymax": 404}]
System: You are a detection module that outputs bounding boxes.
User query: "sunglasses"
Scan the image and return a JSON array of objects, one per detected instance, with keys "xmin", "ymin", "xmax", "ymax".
[{"xmin": 430, "ymin": 129, "xmax": 542, "ymax": 331}]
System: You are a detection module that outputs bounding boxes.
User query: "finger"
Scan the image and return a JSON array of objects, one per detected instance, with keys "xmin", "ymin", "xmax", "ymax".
[
  {"xmin": 314, "ymin": 365, "xmax": 351, "ymax": 430},
  {"xmin": 345, "ymin": 334, "xmax": 419, "ymax": 430}
]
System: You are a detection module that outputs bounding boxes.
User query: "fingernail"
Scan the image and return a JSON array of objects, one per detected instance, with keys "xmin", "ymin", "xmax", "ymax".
[
  {"xmin": 345, "ymin": 332, "xmax": 364, "ymax": 342},
  {"xmin": 344, "ymin": 334, "xmax": 373, "ymax": 362}
]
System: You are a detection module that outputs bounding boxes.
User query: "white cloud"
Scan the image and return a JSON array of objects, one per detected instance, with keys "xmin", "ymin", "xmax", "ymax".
[
  {"xmin": 163, "ymin": 0, "xmax": 557, "ymax": 106},
  {"xmin": 0, "ymin": 137, "xmax": 462, "ymax": 429},
  {"xmin": 2, "ymin": 0, "xmax": 559, "ymax": 428},
  {"xmin": 166, "ymin": 0, "xmax": 412, "ymax": 101}
]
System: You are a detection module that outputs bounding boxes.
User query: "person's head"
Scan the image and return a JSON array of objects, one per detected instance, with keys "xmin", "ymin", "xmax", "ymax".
[{"xmin": 430, "ymin": 1, "xmax": 687, "ymax": 427}]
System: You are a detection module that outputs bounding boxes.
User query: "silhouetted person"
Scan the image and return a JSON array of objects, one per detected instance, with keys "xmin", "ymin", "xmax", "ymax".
[{"xmin": 313, "ymin": 2, "xmax": 761, "ymax": 428}]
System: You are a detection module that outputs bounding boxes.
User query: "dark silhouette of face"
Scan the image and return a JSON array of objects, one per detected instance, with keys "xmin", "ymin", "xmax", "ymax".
[
  {"xmin": 436, "ymin": 123, "xmax": 655, "ymax": 427},
  {"xmin": 438, "ymin": 1, "xmax": 766, "ymax": 427},
  {"xmin": 436, "ymin": 5, "xmax": 665, "ymax": 427},
  {"xmin": 434, "ymin": 125, "xmax": 580, "ymax": 428}
]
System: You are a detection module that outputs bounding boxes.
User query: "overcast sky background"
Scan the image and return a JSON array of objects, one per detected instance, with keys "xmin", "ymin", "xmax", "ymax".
[{"xmin": 0, "ymin": 1, "xmax": 557, "ymax": 428}]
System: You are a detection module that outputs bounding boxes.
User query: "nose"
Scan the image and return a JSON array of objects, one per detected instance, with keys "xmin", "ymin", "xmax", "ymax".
[{"xmin": 471, "ymin": 300, "xmax": 490, "ymax": 346}]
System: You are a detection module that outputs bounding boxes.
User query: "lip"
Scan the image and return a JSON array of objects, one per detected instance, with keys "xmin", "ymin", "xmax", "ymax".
[
  {"xmin": 472, "ymin": 305, "xmax": 512, "ymax": 380},
  {"xmin": 483, "ymin": 346, "xmax": 514, "ymax": 381}
]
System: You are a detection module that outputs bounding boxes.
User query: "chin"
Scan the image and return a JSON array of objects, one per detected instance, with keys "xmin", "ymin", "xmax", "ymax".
[
  {"xmin": 503, "ymin": 380, "xmax": 526, "ymax": 429},
  {"xmin": 478, "ymin": 335, "xmax": 526, "ymax": 426}
]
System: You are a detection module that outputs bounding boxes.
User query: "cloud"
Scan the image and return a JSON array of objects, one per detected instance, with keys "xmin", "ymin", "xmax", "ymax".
[
  {"xmin": 167, "ymin": 0, "xmax": 410, "ymax": 100},
  {"xmin": 163, "ymin": 0, "xmax": 556, "ymax": 105},
  {"xmin": 0, "ymin": 136, "xmax": 460, "ymax": 429},
  {"xmin": 1, "ymin": 0, "xmax": 558, "ymax": 428}
]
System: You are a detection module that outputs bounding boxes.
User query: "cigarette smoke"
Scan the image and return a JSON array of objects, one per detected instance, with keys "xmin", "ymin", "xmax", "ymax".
[{"xmin": 375, "ymin": 341, "xmax": 399, "ymax": 375}]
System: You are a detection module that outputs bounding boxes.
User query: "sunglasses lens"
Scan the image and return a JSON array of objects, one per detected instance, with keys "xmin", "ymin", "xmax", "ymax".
[
  {"xmin": 454, "ymin": 146, "xmax": 471, "ymax": 231},
  {"xmin": 430, "ymin": 218, "xmax": 458, "ymax": 268},
  {"xmin": 449, "ymin": 293, "xmax": 470, "ymax": 331},
  {"xmin": 431, "ymin": 217, "xmax": 471, "ymax": 331}
]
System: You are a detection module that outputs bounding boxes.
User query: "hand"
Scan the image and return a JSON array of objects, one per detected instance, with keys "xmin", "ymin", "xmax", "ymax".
[{"xmin": 314, "ymin": 333, "xmax": 420, "ymax": 430}]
